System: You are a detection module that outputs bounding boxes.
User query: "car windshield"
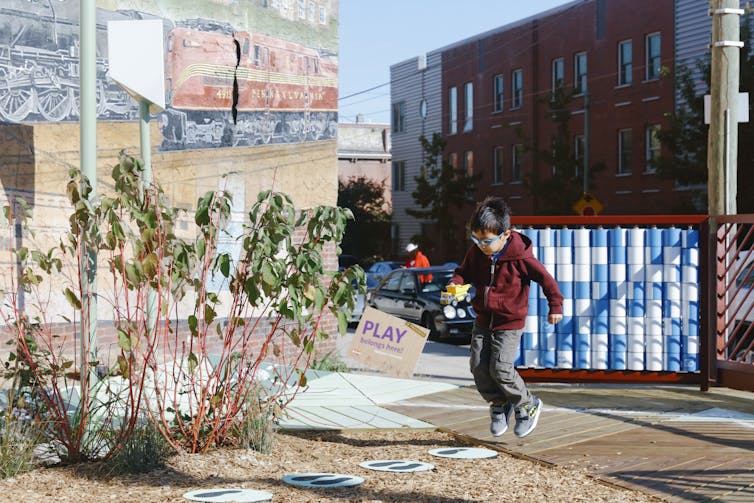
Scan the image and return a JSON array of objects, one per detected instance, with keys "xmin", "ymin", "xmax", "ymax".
[{"xmin": 420, "ymin": 271, "xmax": 454, "ymax": 293}]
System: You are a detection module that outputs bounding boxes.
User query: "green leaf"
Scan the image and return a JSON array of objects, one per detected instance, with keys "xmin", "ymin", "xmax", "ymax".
[
  {"xmin": 64, "ymin": 288, "xmax": 82, "ymax": 310},
  {"xmin": 117, "ymin": 328, "xmax": 132, "ymax": 351},
  {"xmin": 188, "ymin": 315, "xmax": 198, "ymax": 336},
  {"xmin": 204, "ymin": 304, "xmax": 216, "ymax": 326},
  {"xmin": 187, "ymin": 352, "xmax": 198, "ymax": 374},
  {"xmin": 219, "ymin": 253, "xmax": 231, "ymax": 277}
]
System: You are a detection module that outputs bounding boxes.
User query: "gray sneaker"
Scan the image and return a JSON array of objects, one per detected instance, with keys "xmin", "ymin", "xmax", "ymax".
[
  {"xmin": 513, "ymin": 396, "xmax": 542, "ymax": 438},
  {"xmin": 489, "ymin": 403, "xmax": 512, "ymax": 436}
]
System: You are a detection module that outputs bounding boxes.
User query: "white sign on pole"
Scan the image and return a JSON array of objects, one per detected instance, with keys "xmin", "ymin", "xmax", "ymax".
[
  {"xmin": 107, "ymin": 19, "xmax": 166, "ymax": 111},
  {"xmin": 703, "ymin": 93, "xmax": 749, "ymax": 124}
]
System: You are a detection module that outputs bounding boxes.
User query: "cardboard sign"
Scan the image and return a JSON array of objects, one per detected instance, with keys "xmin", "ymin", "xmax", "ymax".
[{"xmin": 348, "ymin": 307, "xmax": 430, "ymax": 379}]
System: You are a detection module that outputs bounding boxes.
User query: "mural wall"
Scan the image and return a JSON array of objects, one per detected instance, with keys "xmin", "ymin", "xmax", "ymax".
[{"xmin": 0, "ymin": 0, "xmax": 338, "ymax": 150}]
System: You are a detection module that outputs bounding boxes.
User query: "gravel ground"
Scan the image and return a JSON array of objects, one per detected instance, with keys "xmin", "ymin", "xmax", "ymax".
[{"xmin": 0, "ymin": 429, "xmax": 659, "ymax": 502}]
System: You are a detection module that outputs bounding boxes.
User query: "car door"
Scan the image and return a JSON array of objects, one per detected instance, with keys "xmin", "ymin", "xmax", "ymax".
[
  {"xmin": 369, "ymin": 270, "xmax": 402, "ymax": 315},
  {"xmin": 397, "ymin": 270, "xmax": 423, "ymax": 322}
]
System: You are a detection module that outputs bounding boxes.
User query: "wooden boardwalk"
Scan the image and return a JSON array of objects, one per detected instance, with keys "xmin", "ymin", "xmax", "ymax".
[{"xmin": 384, "ymin": 384, "xmax": 754, "ymax": 502}]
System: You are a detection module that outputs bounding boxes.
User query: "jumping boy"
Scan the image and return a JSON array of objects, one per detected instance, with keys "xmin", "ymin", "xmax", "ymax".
[{"xmin": 448, "ymin": 196, "xmax": 563, "ymax": 438}]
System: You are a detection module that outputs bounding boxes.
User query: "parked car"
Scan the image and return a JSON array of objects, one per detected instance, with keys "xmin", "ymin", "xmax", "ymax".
[
  {"xmin": 729, "ymin": 258, "xmax": 754, "ymax": 362},
  {"xmin": 366, "ymin": 266, "xmax": 475, "ymax": 342},
  {"xmin": 365, "ymin": 261, "xmax": 402, "ymax": 289}
]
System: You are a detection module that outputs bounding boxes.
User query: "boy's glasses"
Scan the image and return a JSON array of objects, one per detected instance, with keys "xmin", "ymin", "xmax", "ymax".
[{"xmin": 470, "ymin": 231, "xmax": 506, "ymax": 247}]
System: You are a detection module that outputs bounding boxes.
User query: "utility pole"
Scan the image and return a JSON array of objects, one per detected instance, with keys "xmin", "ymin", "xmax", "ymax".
[{"xmin": 708, "ymin": 0, "xmax": 743, "ymax": 216}]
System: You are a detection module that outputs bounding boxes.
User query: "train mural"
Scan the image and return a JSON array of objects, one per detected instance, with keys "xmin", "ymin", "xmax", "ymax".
[{"xmin": 0, "ymin": 0, "xmax": 338, "ymax": 150}]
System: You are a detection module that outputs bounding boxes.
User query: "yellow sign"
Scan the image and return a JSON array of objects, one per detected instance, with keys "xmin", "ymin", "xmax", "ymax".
[
  {"xmin": 573, "ymin": 192, "xmax": 604, "ymax": 216},
  {"xmin": 348, "ymin": 307, "xmax": 430, "ymax": 379}
]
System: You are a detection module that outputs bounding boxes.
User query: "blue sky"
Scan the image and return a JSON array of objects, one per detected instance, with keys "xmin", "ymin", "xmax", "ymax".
[{"xmin": 337, "ymin": 0, "xmax": 574, "ymax": 124}]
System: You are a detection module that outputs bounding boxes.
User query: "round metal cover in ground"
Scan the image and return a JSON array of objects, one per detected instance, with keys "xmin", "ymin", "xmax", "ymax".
[
  {"xmin": 428, "ymin": 447, "xmax": 499, "ymax": 459},
  {"xmin": 182, "ymin": 488, "xmax": 272, "ymax": 502},
  {"xmin": 282, "ymin": 473, "xmax": 364, "ymax": 488},
  {"xmin": 359, "ymin": 460, "xmax": 435, "ymax": 472}
]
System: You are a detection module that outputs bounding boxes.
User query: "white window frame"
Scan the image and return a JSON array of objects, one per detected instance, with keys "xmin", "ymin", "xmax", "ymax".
[
  {"xmin": 493, "ymin": 74, "xmax": 504, "ymax": 113},
  {"xmin": 493, "ymin": 146, "xmax": 504, "ymax": 184},
  {"xmin": 645, "ymin": 32, "xmax": 661, "ymax": 81},
  {"xmin": 645, "ymin": 124, "xmax": 660, "ymax": 173},
  {"xmin": 618, "ymin": 40, "xmax": 632, "ymax": 86},
  {"xmin": 552, "ymin": 58, "xmax": 564, "ymax": 95},
  {"xmin": 463, "ymin": 82, "xmax": 474, "ymax": 132},
  {"xmin": 574, "ymin": 52, "xmax": 587, "ymax": 94},
  {"xmin": 392, "ymin": 101, "xmax": 405, "ymax": 133},
  {"xmin": 464, "ymin": 150, "xmax": 474, "ymax": 176},
  {"xmin": 512, "ymin": 144, "xmax": 523, "ymax": 181},
  {"xmin": 449, "ymin": 86, "xmax": 458, "ymax": 135},
  {"xmin": 392, "ymin": 161, "xmax": 406, "ymax": 192},
  {"xmin": 512, "ymin": 69, "xmax": 523, "ymax": 109},
  {"xmin": 618, "ymin": 128, "xmax": 633, "ymax": 175}
]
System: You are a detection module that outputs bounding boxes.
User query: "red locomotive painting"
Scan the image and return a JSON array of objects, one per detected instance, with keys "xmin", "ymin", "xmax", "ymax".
[
  {"xmin": 0, "ymin": 2, "xmax": 338, "ymax": 150},
  {"xmin": 162, "ymin": 22, "xmax": 338, "ymax": 149}
]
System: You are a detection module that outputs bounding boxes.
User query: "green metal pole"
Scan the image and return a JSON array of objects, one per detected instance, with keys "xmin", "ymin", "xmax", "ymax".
[
  {"xmin": 140, "ymin": 100, "xmax": 157, "ymax": 332},
  {"xmin": 80, "ymin": 0, "xmax": 97, "ymax": 395},
  {"xmin": 140, "ymin": 100, "xmax": 152, "ymax": 185}
]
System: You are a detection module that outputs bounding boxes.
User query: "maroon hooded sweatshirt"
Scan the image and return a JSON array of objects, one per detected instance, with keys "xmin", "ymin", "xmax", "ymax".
[{"xmin": 450, "ymin": 231, "xmax": 563, "ymax": 330}]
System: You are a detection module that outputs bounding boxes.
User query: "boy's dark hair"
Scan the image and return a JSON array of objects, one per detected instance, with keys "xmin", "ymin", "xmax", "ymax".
[{"xmin": 469, "ymin": 196, "xmax": 511, "ymax": 234}]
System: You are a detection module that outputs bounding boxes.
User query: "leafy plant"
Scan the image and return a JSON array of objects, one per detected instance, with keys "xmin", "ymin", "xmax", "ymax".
[
  {"xmin": 0, "ymin": 150, "xmax": 362, "ymax": 462},
  {"xmin": 108, "ymin": 419, "xmax": 172, "ymax": 474},
  {"xmin": 310, "ymin": 351, "xmax": 349, "ymax": 372}
]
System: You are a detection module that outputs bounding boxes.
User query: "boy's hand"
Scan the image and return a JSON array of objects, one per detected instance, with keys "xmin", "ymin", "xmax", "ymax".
[{"xmin": 548, "ymin": 313, "xmax": 563, "ymax": 324}]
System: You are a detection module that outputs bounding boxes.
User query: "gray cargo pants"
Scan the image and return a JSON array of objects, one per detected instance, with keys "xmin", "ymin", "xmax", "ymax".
[{"xmin": 469, "ymin": 324, "xmax": 532, "ymax": 409}]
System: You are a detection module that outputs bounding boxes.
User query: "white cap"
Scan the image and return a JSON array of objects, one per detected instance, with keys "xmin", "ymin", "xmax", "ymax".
[{"xmin": 405, "ymin": 243, "xmax": 418, "ymax": 253}]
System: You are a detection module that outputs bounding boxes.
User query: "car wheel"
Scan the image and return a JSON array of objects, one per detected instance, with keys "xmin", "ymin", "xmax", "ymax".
[{"xmin": 422, "ymin": 312, "xmax": 441, "ymax": 341}]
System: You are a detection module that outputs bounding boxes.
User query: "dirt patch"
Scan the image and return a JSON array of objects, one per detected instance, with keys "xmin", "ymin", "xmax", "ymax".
[{"xmin": 0, "ymin": 429, "xmax": 657, "ymax": 502}]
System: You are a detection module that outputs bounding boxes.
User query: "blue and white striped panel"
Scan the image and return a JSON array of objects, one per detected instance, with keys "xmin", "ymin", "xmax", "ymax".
[
  {"xmin": 591, "ymin": 228, "xmax": 609, "ymax": 369},
  {"xmin": 608, "ymin": 228, "xmax": 628, "ymax": 370},
  {"xmin": 662, "ymin": 228, "xmax": 683, "ymax": 371},
  {"xmin": 681, "ymin": 228, "xmax": 700, "ymax": 371},
  {"xmin": 556, "ymin": 228, "xmax": 575, "ymax": 368}
]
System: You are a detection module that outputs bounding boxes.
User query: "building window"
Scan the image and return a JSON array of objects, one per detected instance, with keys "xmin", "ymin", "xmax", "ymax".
[
  {"xmin": 512, "ymin": 69, "xmax": 523, "ymax": 109},
  {"xmin": 574, "ymin": 52, "xmax": 587, "ymax": 94},
  {"xmin": 512, "ymin": 144, "xmax": 523, "ymax": 181},
  {"xmin": 319, "ymin": 6, "xmax": 327, "ymax": 24},
  {"xmin": 463, "ymin": 82, "xmax": 473, "ymax": 132},
  {"xmin": 392, "ymin": 101, "xmax": 405, "ymax": 133},
  {"xmin": 493, "ymin": 146, "xmax": 504, "ymax": 184},
  {"xmin": 391, "ymin": 223, "xmax": 400, "ymax": 255},
  {"xmin": 464, "ymin": 150, "xmax": 474, "ymax": 176},
  {"xmin": 646, "ymin": 33, "xmax": 661, "ymax": 80},
  {"xmin": 618, "ymin": 129, "xmax": 633, "ymax": 175},
  {"xmin": 448, "ymin": 152, "xmax": 458, "ymax": 171},
  {"xmin": 298, "ymin": 0, "xmax": 305, "ymax": 18},
  {"xmin": 392, "ymin": 161, "xmax": 406, "ymax": 191},
  {"xmin": 493, "ymin": 74, "xmax": 504, "ymax": 112},
  {"xmin": 574, "ymin": 135, "xmax": 585, "ymax": 177},
  {"xmin": 552, "ymin": 58, "xmax": 564, "ymax": 94},
  {"xmin": 618, "ymin": 40, "xmax": 632, "ymax": 86},
  {"xmin": 645, "ymin": 124, "xmax": 660, "ymax": 173},
  {"xmin": 449, "ymin": 86, "xmax": 458, "ymax": 135},
  {"xmin": 308, "ymin": 1, "xmax": 315, "ymax": 21}
]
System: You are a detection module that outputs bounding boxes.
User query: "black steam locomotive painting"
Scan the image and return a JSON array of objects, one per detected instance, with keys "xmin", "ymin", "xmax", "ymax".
[
  {"xmin": 0, "ymin": 0, "xmax": 141, "ymax": 122},
  {"xmin": 0, "ymin": 0, "xmax": 339, "ymax": 150}
]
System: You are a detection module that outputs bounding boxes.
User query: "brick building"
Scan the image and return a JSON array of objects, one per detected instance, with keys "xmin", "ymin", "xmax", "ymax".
[{"xmin": 390, "ymin": 0, "xmax": 719, "ymax": 260}]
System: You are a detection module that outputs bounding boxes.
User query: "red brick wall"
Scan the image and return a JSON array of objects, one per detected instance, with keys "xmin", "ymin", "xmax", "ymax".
[{"xmin": 441, "ymin": 0, "xmax": 678, "ymax": 217}]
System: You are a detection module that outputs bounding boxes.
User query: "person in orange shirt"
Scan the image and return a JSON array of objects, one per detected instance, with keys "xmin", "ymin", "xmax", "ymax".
[{"xmin": 405, "ymin": 243, "xmax": 432, "ymax": 282}]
